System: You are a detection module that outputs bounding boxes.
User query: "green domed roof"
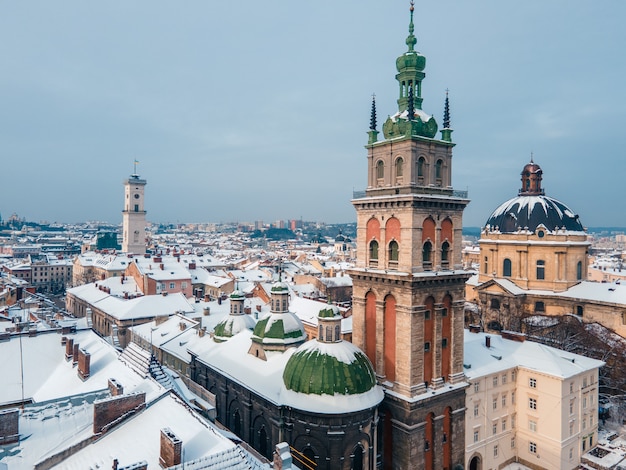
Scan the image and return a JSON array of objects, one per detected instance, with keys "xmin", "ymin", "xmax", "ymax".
[
  {"xmin": 213, "ymin": 315, "xmax": 256, "ymax": 343},
  {"xmin": 230, "ymin": 290, "xmax": 245, "ymax": 300},
  {"xmin": 318, "ymin": 305, "xmax": 341, "ymax": 319},
  {"xmin": 396, "ymin": 51, "xmax": 425, "ymax": 73},
  {"xmin": 251, "ymin": 312, "xmax": 306, "ymax": 345},
  {"xmin": 271, "ymin": 282, "xmax": 289, "ymax": 293},
  {"xmin": 283, "ymin": 341, "xmax": 377, "ymax": 396}
]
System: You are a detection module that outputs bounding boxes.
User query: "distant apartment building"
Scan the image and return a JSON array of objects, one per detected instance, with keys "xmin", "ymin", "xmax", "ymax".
[
  {"xmin": 464, "ymin": 329, "xmax": 604, "ymax": 470},
  {"xmin": 126, "ymin": 255, "xmax": 193, "ymax": 298}
]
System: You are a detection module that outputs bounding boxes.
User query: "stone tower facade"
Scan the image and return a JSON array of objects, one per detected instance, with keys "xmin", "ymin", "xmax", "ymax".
[
  {"xmin": 349, "ymin": 5, "xmax": 470, "ymax": 469},
  {"xmin": 122, "ymin": 166, "xmax": 147, "ymax": 255}
]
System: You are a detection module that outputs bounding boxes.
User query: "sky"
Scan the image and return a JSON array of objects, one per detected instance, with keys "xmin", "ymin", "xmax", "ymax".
[{"xmin": 1, "ymin": 1, "xmax": 625, "ymax": 227}]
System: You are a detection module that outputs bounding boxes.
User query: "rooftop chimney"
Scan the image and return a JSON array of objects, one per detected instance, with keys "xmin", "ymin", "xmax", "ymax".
[
  {"xmin": 108, "ymin": 378, "xmax": 124, "ymax": 396},
  {"xmin": 65, "ymin": 337, "xmax": 74, "ymax": 361},
  {"xmin": 159, "ymin": 428, "xmax": 182, "ymax": 468},
  {"xmin": 0, "ymin": 409, "xmax": 19, "ymax": 445},
  {"xmin": 77, "ymin": 348, "xmax": 91, "ymax": 380},
  {"xmin": 273, "ymin": 442, "xmax": 293, "ymax": 470},
  {"xmin": 93, "ymin": 392, "xmax": 146, "ymax": 435},
  {"xmin": 485, "ymin": 336, "xmax": 491, "ymax": 349}
]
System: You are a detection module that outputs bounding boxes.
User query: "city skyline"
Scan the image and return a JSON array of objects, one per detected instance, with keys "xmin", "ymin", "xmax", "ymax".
[{"xmin": 1, "ymin": 2, "xmax": 625, "ymax": 227}]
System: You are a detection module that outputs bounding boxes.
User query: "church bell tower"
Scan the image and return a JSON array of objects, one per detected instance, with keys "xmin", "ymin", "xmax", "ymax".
[
  {"xmin": 349, "ymin": 4, "xmax": 470, "ymax": 469},
  {"xmin": 122, "ymin": 162, "xmax": 147, "ymax": 255}
]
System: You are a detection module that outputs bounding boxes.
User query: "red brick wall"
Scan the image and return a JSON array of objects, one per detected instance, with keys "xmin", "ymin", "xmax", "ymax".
[{"xmin": 93, "ymin": 393, "xmax": 146, "ymax": 434}]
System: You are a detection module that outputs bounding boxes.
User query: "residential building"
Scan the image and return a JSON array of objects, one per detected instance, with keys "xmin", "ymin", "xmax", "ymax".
[{"xmin": 464, "ymin": 329, "xmax": 604, "ymax": 470}]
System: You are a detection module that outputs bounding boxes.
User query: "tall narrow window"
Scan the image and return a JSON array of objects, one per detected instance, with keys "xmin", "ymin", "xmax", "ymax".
[
  {"xmin": 441, "ymin": 241, "xmax": 450, "ymax": 267},
  {"xmin": 423, "ymin": 241, "xmax": 432, "ymax": 269},
  {"xmin": 395, "ymin": 157, "xmax": 404, "ymax": 179},
  {"xmin": 435, "ymin": 159, "xmax": 443, "ymax": 180},
  {"xmin": 503, "ymin": 258, "xmax": 512, "ymax": 277},
  {"xmin": 376, "ymin": 160, "xmax": 384, "ymax": 180},
  {"xmin": 417, "ymin": 157, "xmax": 425, "ymax": 177},
  {"xmin": 577, "ymin": 261, "xmax": 583, "ymax": 280},
  {"xmin": 369, "ymin": 240, "xmax": 379, "ymax": 261},
  {"xmin": 536, "ymin": 260, "xmax": 545, "ymax": 280},
  {"xmin": 388, "ymin": 240, "xmax": 399, "ymax": 262}
]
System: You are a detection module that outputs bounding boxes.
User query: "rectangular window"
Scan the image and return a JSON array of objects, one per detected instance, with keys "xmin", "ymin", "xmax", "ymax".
[
  {"xmin": 512, "ymin": 415, "xmax": 516, "ymax": 429},
  {"xmin": 502, "ymin": 418, "xmax": 507, "ymax": 431},
  {"xmin": 493, "ymin": 376, "xmax": 498, "ymax": 387},
  {"xmin": 502, "ymin": 373, "xmax": 507, "ymax": 384},
  {"xmin": 474, "ymin": 403, "xmax": 479, "ymax": 417},
  {"xmin": 529, "ymin": 420, "xmax": 537, "ymax": 432},
  {"xmin": 493, "ymin": 397, "xmax": 498, "ymax": 410},
  {"xmin": 570, "ymin": 399, "xmax": 574, "ymax": 415},
  {"xmin": 502, "ymin": 393, "xmax": 507, "ymax": 407},
  {"xmin": 181, "ymin": 282, "xmax": 187, "ymax": 289},
  {"xmin": 570, "ymin": 382, "xmax": 574, "ymax": 394},
  {"xmin": 569, "ymin": 447, "xmax": 573, "ymax": 460},
  {"xmin": 493, "ymin": 444, "xmax": 499, "ymax": 458},
  {"xmin": 512, "ymin": 370, "xmax": 516, "ymax": 381},
  {"xmin": 511, "ymin": 437, "xmax": 516, "ymax": 449},
  {"xmin": 169, "ymin": 282, "xmax": 175, "ymax": 289},
  {"xmin": 441, "ymin": 308, "xmax": 448, "ymax": 317},
  {"xmin": 474, "ymin": 430, "xmax": 479, "ymax": 443},
  {"xmin": 442, "ymin": 338, "xmax": 448, "ymax": 348},
  {"xmin": 424, "ymin": 342, "xmax": 431, "ymax": 353},
  {"xmin": 529, "ymin": 441, "xmax": 537, "ymax": 454},
  {"xmin": 536, "ymin": 260, "xmax": 545, "ymax": 280},
  {"xmin": 474, "ymin": 382, "xmax": 479, "ymax": 393},
  {"xmin": 583, "ymin": 397, "xmax": 587, "ymax": 409},
  {"xmin": 493, "ymin": 422, "xmax": 497, "ymax": 435},
  {"xmin": 529, "ymin": 377, "xmax": 537, "ymax": 388},
  {"xmin": 529, "ymin": 397, "xmax": 537, "ymax": 410},
  {"xmin": 512, "ymin": 391, "xmax": 516, "ymax": 405},
  {"xmin": 569, "ymin": 421, "xmax": 574, "ymax": 436}
]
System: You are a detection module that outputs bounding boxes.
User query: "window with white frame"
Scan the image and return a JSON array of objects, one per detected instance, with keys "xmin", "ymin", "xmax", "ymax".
[
  {"xmin": 502, "ymin": 418, "xmax": 507, "ymax": 431},
  {"xmin": 529, "ymin": 377, "xmax": 537, "ymax": 388},
  {"xmin": 511, "ymin": 437, "xmax": 515, "ymax": 449},
  {"xmin": 512, "ymin": 370, "xmax": 517, "ymax": 381},
  {"xmin": 474, "ymin": 403, "xmax": 479, "ymax": 417},
  {"xmin": 529, "ymin": 397, "xmax": 537, "ymax": 410},
  {"xmin": 493, "ymin": 422, "xmax": 497, "ymax": 435},
  {"xmin": 493, "ymin": 397, "xmax": 498, "ymax": 410},
  {"xmin": 502, "ymin": 393, "xmax": 507, "ymax": 407},
  {"xmin": 502, "ymin": 373, "xmax": 507, "ymax": 384},
  {"xmin": 493, "ymin": 376, "xmax": 498, "ymax": 387},
  {"xmin": 493, "ymin": 444, "xmax": 499, "ymax": 458},
  {"xmin": 474, "ymin": 382, "xmax": 479, "ymax": 393},
  {"xmin": 529, "ymin": 441, "xmax": 537, "ymax": 454},
  {"xmin": 473, "ymin": 429, "xmax": 479, "ymax": 443},
  {"xmin": 529, "ymin": 420, "xmax": 537, "ymax": 432}
]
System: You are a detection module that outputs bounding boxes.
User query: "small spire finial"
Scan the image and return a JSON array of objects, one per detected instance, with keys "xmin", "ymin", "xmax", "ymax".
[
  {"xmin": 369, "ymin": 94, "xmax": 377, "ymax": 131},
  {"xmin": 407, "ymin": 85, "xmax": 415, "ymax": 121},
  {"xmin": 443, "ymin": 89, "xmax": 451, "ymax": 129},
  {"xmin": 406, "ymin": 1, "xmax": 417, "ymax": 52},
  {"xmin": 132, "ymin": 159, "xmax": 139, "ymax": 176},
  {"xmin": 530, "ymin": 151, "xmax": 534, "ymax": 163}
]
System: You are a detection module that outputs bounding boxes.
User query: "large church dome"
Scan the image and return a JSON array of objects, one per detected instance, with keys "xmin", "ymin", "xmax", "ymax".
[{"xmin": 485, "ymin": 160, "xmax": 584, "ymax": 233}]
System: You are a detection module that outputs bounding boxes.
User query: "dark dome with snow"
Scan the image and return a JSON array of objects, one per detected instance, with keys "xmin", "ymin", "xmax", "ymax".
[{"xmin": 484, "ymin": 160, "xmax": 585, "ymax": 233}]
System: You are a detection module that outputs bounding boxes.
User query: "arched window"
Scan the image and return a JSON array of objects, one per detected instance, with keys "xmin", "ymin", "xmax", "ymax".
[
  {"xmin": 423, "ymin": 241, "xmax": 432, "ymax": 269},
  {"xmin": 395, "ymin": 157, "xmax": 404, "ymax": 178},
  {"xmin": 435, "ymin": 159, "xmax": 443, "ymax": 180},
  {"xmin": 388, "ymin": 240, "xmax": 399, "ymax": 262},
  {"xmin": 233, "ymin": 409, "xmax": 242, "ymax": 436},
  {"xmin": 335, "ymin": 324, "xmax": 340, "ymax": 340},
  {"xmin": 441, "ymin": 241, "xmax": 450, "ymax": 267},
  {"xmin": 352, "ymin": 444, "xmax": 364, "ymax": 470},
  {"xmin": 326, "ymin": 326, "xmax": 332, "ymax": 339},
  {"xmin": 577, "ymin": 261, "xmax": 583, "ymax": 280},
  {"xmin": 369, "ymin": 240, "xmax": 379, "ymax": 265},
  {"xmin": 503, "ymin": 258, "xmax": 512, "ymax": 277},
  {"xmin": 259, "ymin": 426, "xmax": 269, "ymax": 459},
  {"xmin": 376, "ymin": 160, "xmax": 384, "ymax": 180},
  {"xmin": 417, "ymin": 157, "xmax": 425, "ymax": 177}
]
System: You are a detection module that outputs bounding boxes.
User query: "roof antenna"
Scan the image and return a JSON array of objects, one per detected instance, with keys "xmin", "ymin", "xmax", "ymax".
[{"xmin": 530, "ymin": 151, "xmax": 534, "ymax": 163}]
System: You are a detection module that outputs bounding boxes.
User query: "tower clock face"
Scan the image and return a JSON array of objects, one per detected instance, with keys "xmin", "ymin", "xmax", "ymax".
[{"xmin": 134, "ymin": 194, "xmax": 140, "ymax": 199}]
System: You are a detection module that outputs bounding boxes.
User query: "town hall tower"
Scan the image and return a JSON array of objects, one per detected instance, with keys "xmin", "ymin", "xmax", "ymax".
[{"xmin": 122, "ymin": 163, "xmax": 147, "ymax": 255}]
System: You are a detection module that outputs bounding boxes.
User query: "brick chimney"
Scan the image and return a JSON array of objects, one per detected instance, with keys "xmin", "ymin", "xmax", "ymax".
[
  {"xmin": 273, "ymin": 442, "xmax": 293, "ymax": 470},
  {"xmin": 77, "ymin": 348, "xmax": 91, "ymax": 380},
  {"xmin": 0, "ymin": 409, "xmax": 19, "ymax": 445},
  {"xmin": 485, "ymin": 336, "xmax": 491, "ymax": 348},
  {"xmin": 65, "ymin": 337, "xmax": 74, "ymax": 361},
  {"xmin": 73, "ymin": 343, "xmax": 80, "ymax": 366},
  {"xmin": 159, "ymin": 428, "xmax": 182, "ymax": 467},
  {"xmin": 93, "ymin": 392, "xmax": 146, "ymax": 435},
  {"xmin": 108, "ymin": 378, "xmax": 124, "ymax": 396}
]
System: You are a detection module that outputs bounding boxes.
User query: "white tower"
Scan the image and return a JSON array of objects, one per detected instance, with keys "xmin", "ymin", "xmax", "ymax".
[{"xmin": 122, "ymin": 165, "xmax": 147, "ymax": 254}]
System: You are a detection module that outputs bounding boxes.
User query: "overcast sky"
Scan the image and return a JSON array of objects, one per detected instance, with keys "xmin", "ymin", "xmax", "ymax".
[{"xmin": 1, "ymin": 1, "xmax": 625, "ymax": 227}]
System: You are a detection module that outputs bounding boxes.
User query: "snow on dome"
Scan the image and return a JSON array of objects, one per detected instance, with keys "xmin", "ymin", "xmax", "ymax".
[
  {"xmin": 485, "ymin": 195, "xmax": 584, "ymax": 233},
  {"xmin": 213, "ymin": 314, "xmax": 256, "ymax": 343},
  {"xmin": 270, "ymin": 282, "xmax": 289, "ymax": 293},
  {"xmin": 229, "ymin": 290, "xmax": 245, "ymax": 300},
  {"xmin": 282, "ymin": 340, "xmax": 378, "ymax": 397},
  {"xmin": 318, "ymin": 305, "xmax": 341, "ymax": 319},
  {"xmin": 390, "ymin": 108, "xmax": 433, "ymax": 124},
  {"xmin": 251, "ymin": 312, "xmax": 306, "ymax": 345}
]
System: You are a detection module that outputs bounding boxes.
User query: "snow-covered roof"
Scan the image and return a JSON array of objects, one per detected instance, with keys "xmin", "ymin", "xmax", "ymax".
[{"xmin": 463, "ymin": 329, "xmax": 604, "ymax": 380}]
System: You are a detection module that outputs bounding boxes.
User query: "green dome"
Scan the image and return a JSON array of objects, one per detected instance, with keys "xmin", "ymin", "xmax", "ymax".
[
  {"xmin": 271, "ymin": 282, "xmax": 289, "ymax": 293},
  {"xmin": 283, "ymin": 341, "xmax": 377, "ymax": 396},
  {"xmin": 396, "ymin": 51, "xmax": 425, "ymax": 73},
  {"xmin": 318, "ymin": 305, "xmax": 341, "ymax": 319},
  {"xmin": 230, "ymin": 290, "xmax": 245, "ymax": 300},
  {"xmin": 213, "ymin": 315, "xmax": 256, "ymax": 343},
  {"xmin": 251, "ymin": 312, "xmax": 306, "ymax": 345}
]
